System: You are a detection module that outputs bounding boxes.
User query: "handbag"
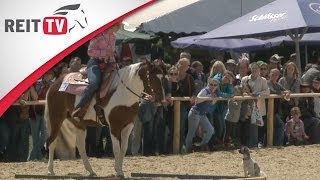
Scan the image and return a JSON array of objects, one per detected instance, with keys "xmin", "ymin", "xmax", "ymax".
[
  {"xmin": 251, "ymin": 101, "xmax": 264, "ymax": 126},
  {"xmin": 19, "ymin": 91, "xmax": 31, "ymax": 120}
]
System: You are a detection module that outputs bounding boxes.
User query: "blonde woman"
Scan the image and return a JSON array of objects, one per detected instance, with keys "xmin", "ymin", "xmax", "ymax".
[{"xmin": 209, "ymin": 60, "xmax": 226, "ymax": 79}]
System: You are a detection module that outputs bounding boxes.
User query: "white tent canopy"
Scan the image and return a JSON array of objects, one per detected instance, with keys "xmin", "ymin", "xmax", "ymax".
[
  {"xmin": 124, "ymin": 0, "xmax": 199, "ymax": 31},
  {"xmin": 125, "ymin": 0, "xmax": 275, "ymax": 34}
]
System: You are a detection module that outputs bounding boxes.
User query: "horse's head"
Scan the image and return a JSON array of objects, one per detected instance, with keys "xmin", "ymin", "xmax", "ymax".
[
  {"xmin": 53, "ymin": 4, "xmax": 88, "ymax": 33},
  {"xmin": 138, "ymin": 61, "xmax": 165, "ymax": 104}
]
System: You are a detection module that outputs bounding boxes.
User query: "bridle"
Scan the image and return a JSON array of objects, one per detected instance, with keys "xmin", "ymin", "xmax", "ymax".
[{"xmin": 115, "ymin": 63, "xmax": 153, "ymax": 99}]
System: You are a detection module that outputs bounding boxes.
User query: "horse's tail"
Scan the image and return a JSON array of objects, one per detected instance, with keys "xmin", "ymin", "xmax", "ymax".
[
  {"xmin": 45, "ymin": 76, "xmax": 75, "ymax": 149},
  {"xmin": 44, "ymin": 93, "xmax": 51, "ymax": 151}
]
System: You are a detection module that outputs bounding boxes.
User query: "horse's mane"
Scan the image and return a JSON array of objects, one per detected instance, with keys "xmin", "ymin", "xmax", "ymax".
[{"xmin": 108, "ymin": 62, "xmax": 143, "ymax": 92}]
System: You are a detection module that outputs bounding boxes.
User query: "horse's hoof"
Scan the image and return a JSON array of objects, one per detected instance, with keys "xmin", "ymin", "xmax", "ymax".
[
  {"xmin": 89, "ymin": 172, "xmax": 97, "ymax": 177},
  {"xmin": 47, "ymin": 171, "xmax": 55, "ymax": 176},
  {"xmin": 116, "ymin": 173, "xmax": 125, "ymax": 179},
  {"xmin": 117, "ymin": 174, "xmax": 125, "ymax": 179}
]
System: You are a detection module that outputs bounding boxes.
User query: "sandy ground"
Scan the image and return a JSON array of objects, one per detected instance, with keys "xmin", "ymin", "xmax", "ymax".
[{"xmin": 1, "ymin": 145, "xmax": 320, "ymax": 179}]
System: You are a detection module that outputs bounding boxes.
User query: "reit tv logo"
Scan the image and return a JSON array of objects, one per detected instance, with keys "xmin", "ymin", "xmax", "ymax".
[{"xmin": 4, "ymin": 4, "xmax": 88, "ymax": 35}]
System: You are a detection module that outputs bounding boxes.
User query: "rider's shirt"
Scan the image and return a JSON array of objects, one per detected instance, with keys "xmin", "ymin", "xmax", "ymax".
[{"xmin": 88, "ymin": 29, "xmax": 116, "ymax": 63}]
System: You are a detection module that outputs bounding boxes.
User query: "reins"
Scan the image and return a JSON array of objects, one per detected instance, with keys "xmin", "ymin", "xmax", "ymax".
[{"xmin": 115, "ymin": 64, "xmax": 152, "ymax": 99}]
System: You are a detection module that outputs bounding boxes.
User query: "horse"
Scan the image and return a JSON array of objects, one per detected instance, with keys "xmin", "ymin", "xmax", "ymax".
[{"xmin": 45, "ymin": 61, "xmax": 165, "ymax": 177}]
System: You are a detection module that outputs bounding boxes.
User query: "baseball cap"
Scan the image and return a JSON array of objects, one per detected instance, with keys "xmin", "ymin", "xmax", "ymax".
[
  {"xmin": 269, "ymin": 54, "xmax": 283, "ymax": 63},
  {"xmin": 226, "ymin": 59, "xmax": 236, "ymax": 65}
]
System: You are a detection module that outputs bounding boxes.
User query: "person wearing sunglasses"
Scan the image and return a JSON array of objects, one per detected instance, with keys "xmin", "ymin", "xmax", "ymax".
[
  {"xmin": 185, "ymin": 78, "xmax": 218, "ymax": 152},
  {"xmin": 208, "ymin": 70, "xmax": 235, "ymax": 144}
]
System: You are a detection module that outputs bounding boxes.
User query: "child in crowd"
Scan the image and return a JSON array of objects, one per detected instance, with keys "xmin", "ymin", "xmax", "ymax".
[
  {"xmin": 241, "ymin": 83, "xmax": 253, "ymax": 120},
  {"xmin": 224, "ymin": 85, "xmax": 243, "ymax": 145},
  {"xmin": 285, "ymin": 107, "xmax": 309, "ymax": 145}
]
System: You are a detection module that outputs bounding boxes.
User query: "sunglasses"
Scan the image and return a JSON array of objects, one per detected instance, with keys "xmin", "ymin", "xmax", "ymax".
[
  {"xmin": 261, "ymin": 68, "xmax": 267, "ymax": 70},
  {"xmin": 209, "ymin": 83, "xmax": 218, "ymax": 87},
  {"xmin": 169, "ymin": 73, "xmax": 178, "ymax": 76}
]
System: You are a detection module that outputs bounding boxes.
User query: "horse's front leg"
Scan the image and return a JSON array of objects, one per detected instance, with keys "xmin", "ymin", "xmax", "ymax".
[
  {"xmin": 110, "ymin": 123, "xmax": 134, "ymax": 178},
  {"xmin": 119, "ymin": 123, "xmax": 134, "ymax": 170},
  {"xmin": 76, "ymin": 129, "xmax": 96, "ymax": 176},
  {"xmin": 111, "ymin": 133, "xmax": 122, "ymax": 177}
]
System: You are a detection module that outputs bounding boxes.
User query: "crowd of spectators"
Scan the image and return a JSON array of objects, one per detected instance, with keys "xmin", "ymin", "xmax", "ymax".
[
  {"xmin": 128, "ymin": 52, "xmax": 320, "ymax": 155},
  {"xmin": 1, "ymin": 51, "xmax": 320, "ymax": 161}
]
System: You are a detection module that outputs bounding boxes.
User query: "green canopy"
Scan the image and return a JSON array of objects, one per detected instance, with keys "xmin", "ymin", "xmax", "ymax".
[{"xmin": 116, "ymin": 29, "xmax": 157, "ymax": 44}]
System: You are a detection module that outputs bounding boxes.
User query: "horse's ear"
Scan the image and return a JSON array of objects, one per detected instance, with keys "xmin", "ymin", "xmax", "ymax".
[
  {"xmin": 145, "ymin": 60, "xmax": 151, "ymax": 66},
  {"xmin": 145, "ymin": 60, "xmax": 153, "ymax": 70}
]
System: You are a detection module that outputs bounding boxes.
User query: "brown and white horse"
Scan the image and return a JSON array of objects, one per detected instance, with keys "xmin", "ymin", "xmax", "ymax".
[{"xmin": 45, "ymin": 62, "xmax": 165, "ymax": 177}]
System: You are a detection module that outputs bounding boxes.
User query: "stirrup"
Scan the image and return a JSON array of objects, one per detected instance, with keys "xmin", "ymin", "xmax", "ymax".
[
  {"xmin": 94, "ymin": 104, "xmax": 107, "ymax": 125},
  {"xmin": 70, "ymin": 108, "xmax": 85, "ymax": 122}
]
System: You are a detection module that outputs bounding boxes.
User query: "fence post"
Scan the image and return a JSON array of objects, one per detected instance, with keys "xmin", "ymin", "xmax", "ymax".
[
  {"xmin": 267, "ymin": 98, "xmax": 274, "ymax": 147},
  {"xmin": 173, "ymin": 100, "xmax": 180, "ymax": 154}
]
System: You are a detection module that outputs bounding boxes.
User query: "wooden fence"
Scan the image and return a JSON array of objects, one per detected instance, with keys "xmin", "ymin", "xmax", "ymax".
[
  {"xmin": 13, "ymin": 93, "xmax": 320, "ymax": 154},
  {"xmin": 172, "ymin": 93, "xmax": 320, "ymax": 153}
]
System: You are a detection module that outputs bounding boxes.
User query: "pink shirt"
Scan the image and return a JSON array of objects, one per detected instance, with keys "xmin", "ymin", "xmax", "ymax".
[
  {"xmin": 285, "ymin": 119, "xmax": 307, "ymax": 141},
  {"xmin": 88, "ymin": 30, "xmax": 116, "ymax": 62}
]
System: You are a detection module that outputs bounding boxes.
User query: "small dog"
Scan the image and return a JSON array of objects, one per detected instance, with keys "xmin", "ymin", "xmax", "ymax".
[{"xmin": 238, "ymin": 146, "xmax": 262, "ymax": 177}]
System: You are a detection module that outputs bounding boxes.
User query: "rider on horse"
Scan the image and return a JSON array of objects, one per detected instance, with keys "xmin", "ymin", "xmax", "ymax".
[{"xmin": 71, "ymin": 22, "xmax": 121, "ymax": 122}]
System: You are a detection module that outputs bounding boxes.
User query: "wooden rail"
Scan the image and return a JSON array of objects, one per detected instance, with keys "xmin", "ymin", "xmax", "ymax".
[
  {"xmin": 15, "ymin": 174, "xmax": 119, "ymax": 179},
  {"xmin": 131, "ymin": 172, "xmax": 267, "ymax": 179},
  {"xmin": 172, "ymin": 93, "xmax": 320, "ymax": 153},
  {"xmin": 12, "ymin": 93, "xmax": 320, "ymax": 153}
]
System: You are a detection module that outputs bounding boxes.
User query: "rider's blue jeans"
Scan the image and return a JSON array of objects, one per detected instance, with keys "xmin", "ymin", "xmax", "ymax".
[{"xmin": 76, "ymin": 58, "xmax": 102, "ymax": 108}]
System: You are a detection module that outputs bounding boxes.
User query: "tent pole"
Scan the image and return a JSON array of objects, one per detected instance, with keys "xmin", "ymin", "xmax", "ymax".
[
  {"xmin": 305, "ymin": 45, "xmax": 308, "ymax": 65},
  {"xmin": 288, "ymin": 31, "xmax": 302, "ymax": 73},
  {"xmin": 287, "ymin": 28, "xmax": 308, "ymax": 74},
  {"xmin": 294, "ymin": 38, "xmax": 301, "ymax": 74}
]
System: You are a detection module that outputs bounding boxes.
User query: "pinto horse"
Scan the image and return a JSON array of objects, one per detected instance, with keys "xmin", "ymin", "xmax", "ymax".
[{"xmin": 45, "ymin": 62, "xmax": 165, "ymax": 177}]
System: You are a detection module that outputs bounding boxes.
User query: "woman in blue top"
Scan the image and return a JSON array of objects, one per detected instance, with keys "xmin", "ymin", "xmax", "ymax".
[
  {"xmin": 185, "ymin": 78, "xmax": 218, "ymax": 152},
  {"xmin": 211, "ymin": 71, "xmax": 235, "ymax": 143}
]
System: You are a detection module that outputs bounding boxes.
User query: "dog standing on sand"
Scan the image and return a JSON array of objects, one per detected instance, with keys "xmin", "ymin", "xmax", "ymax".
[{"xmin": 238, "ymin": 146, "xmax": 263, "ymax": 177}]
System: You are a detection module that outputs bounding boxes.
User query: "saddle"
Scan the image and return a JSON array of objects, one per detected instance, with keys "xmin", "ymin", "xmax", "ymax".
[
  {"xmin": 59, "ymin": 66, "xmax": 113, "ymax": 98},
  {"xmin": 59, "ymin": 66, "xmax": 116, "ymax": 126},
  {"xmin": 58, "ymin": 68, "xmax": 89, "ymax": 95}
]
